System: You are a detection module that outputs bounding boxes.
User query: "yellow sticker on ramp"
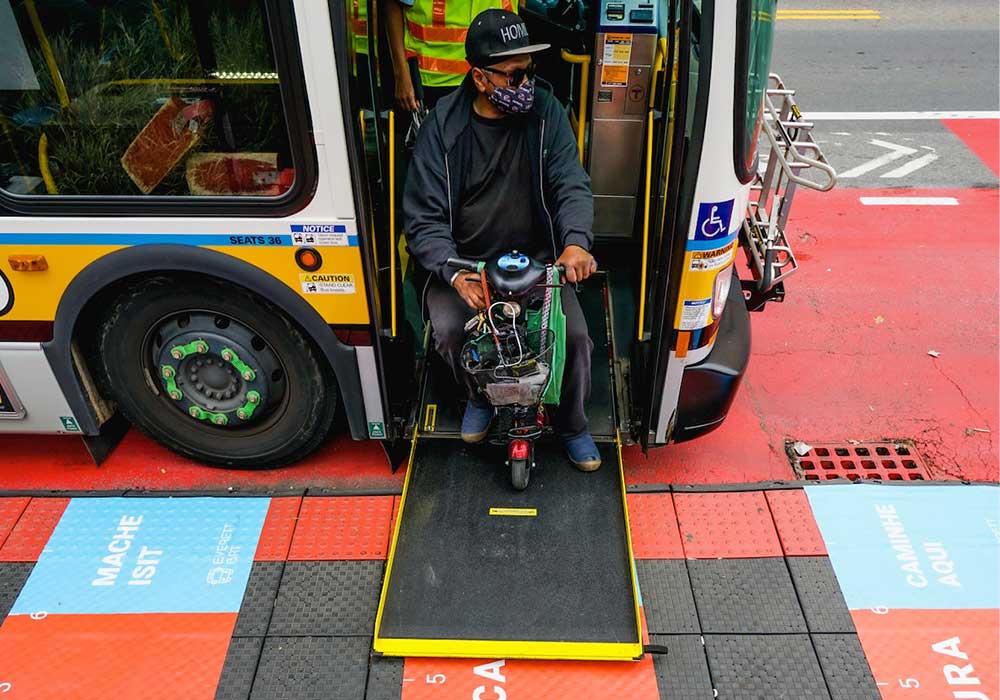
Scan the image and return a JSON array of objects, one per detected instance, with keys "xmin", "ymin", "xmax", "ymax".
[{"xmin": 489, "ymin": 507, "xmax": 537, "ymax": 517}]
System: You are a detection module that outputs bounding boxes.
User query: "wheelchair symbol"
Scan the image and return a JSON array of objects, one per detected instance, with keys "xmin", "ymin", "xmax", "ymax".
[{"xmin": 700, "ymin": 206, "xmax": 725, "ymax": 238}]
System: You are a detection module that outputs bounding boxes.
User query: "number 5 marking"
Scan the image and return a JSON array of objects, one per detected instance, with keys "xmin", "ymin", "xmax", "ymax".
[{"xmin": 426, "ymin": 673, "xmax": 446, "ymax": 684}]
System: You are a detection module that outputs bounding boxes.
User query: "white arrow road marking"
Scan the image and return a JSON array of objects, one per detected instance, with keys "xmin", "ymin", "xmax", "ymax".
[
  {"xmin": 881, "ymin": 151, "xmax": 939, "ymax": 178},
  {"xmin": 839, "ymin": 139, "xmax": 917, "ymax": 178}
]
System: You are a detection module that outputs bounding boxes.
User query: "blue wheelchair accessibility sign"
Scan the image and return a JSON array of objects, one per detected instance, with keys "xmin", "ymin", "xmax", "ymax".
[{"xmin": 694, "ymin": 199, "xmax": 735, "ymax": 242}]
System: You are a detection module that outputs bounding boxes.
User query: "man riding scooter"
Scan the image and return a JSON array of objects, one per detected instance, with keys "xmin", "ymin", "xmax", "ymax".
[{"xmin": 403, "ymin": 9, "xmax": 601, "ymax": 471}]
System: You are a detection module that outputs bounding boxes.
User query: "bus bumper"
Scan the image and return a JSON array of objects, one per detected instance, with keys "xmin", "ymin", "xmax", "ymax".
[{"xmin": 673, "ymin": 279, "xmax": 751, "ymax": 442}]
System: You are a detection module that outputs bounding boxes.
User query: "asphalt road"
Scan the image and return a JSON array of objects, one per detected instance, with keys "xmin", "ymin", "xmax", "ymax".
[{"xmin": 770, "ymin": 0, "xmax": 999, "ymax": 188}]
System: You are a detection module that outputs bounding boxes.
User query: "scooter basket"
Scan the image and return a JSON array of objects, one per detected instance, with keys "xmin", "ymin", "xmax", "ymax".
[{"xmin": 462, "ymin": 328, "xmax": 556, "ymax": 407}]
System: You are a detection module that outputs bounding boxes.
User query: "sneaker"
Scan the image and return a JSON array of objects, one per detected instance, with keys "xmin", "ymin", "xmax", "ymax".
[
  {"xmin": 564, "ymin": 431, "xmax": 602, "ymax": 471},
  {"xmin": 461, "ymin": 401, "xmax": 494, "ymax": 444}
]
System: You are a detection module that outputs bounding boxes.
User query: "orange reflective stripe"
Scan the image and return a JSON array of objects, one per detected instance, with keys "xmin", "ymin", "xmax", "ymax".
[
  {"xmin": 501, "ymin": 0, "xmax": 513, "ymax": 10},
  {"xmin": 414, "ymin": 52, "xmax": 470, "ymax": 75},
  {"xmin": 432, "ymin": 0, "xmax": 446, "ymax": 25},
  {"xmin": 354, "ymin": 19, "xmax": 368, "ymax": 34},
  {"xmin": 406, "ymin": 19, "xmax": 468, "ymax": 43}
]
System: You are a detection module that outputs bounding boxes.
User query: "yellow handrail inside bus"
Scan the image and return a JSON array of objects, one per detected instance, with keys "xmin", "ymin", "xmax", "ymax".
[
  {"xmin": 359, "ymin": 110, "xmax": 379, "ymax": 271},
  {"xmin": 560, "ymin": 50, "xmax": 591, "ymax": 164},
  {"xmin": 38, "ymin": 132, "xmax": 58, "ymax": 194},
  {"xmin": 637, "ymin": 109, "xmax": 654, "ymax": 341},
  {"xmin": 388, "ymin": 109, "xmax": 397, "ymax": 337},
  {"xmin": 25, "ymin": 0, "xmax": 69, "ymax": 109},
  {"xmin": 649, "ymin": 37, "xmax": 667, "ymax": 108},
  {"xmin": 150, "ymin": 0, "xmax": 184, "ymax": 61}
]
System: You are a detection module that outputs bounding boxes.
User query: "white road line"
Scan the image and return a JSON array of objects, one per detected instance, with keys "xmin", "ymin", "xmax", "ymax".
[
  {"xmin": 803, "ymin": 111, "xmax": 1000, "ymax": 121},
  {"xmin": 881, "ymin": 152, "xmax": 939, "ymax": 178},
  {"xmin": 860, "ymin": 196, "xmax": 959, "ymax": 206}
]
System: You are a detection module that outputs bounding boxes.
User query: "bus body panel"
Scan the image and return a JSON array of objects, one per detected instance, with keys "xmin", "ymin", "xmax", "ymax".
[
  {"xmin": 0, "ymin": 343, "xmax": 80, "ymax": 433},
  {"xmin": 653, "ymin": 1, "xmax": 754, "ymax": 444}
]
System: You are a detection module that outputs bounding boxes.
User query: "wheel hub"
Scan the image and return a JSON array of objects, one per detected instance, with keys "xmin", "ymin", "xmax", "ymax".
[{"xmin": 150, "ymin": 313, "xmax": 282, "ymax": 429}]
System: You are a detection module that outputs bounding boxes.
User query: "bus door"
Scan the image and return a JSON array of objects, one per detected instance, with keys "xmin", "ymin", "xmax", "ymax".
[
  {"xmin": 331, "ymin": 0, "xmax": 418, "ymax": 441},
  {"xmin": 633, "ymin": 0, "xmax": 747, "ymax": 449}
]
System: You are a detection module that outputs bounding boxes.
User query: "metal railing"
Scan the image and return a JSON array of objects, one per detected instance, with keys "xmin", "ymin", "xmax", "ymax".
[{"xmin": 742, "ymin": 73, "xmax": 837, "ymax": 301}]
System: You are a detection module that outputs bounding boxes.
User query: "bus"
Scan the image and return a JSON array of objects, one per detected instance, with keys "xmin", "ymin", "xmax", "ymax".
[{"xmin": 0, "ymin": 0, "xmax": 835, "ymax": 468}]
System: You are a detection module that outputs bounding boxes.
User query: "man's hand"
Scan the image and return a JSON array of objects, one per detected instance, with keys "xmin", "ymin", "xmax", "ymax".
[
  {"xmin": 394, "ymin": 69, "xmax": 420, "ymax": 113},
  {"xmin": 453, "ymin": 274, "xmax": 487, "ymax": 310},
  {"xmin": 555, "ymin": 245, "xmax": 597, "ymax": 283}
]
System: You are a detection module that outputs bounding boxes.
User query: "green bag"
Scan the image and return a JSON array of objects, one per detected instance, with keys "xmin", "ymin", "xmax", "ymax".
[{"xmin": 526, "ymin": 267, "xmax": 566, "ymax": 406}]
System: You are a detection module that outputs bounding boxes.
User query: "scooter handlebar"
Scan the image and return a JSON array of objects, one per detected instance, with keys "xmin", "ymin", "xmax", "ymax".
[{"xmin": 446, "ymin": 256, "xmax": 481, "ymax": 271}]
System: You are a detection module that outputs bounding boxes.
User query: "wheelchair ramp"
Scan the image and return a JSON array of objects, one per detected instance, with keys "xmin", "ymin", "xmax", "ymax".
[{"xmin": 374, "ymin": 439, "xmax": 643, "ymax": 660}]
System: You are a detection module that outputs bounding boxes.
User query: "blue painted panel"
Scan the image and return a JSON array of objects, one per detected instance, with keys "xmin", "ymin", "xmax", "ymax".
[
  {"xmin": 11, "ymin": 498, "xmax": 268, "ymax": 615},
  {"xmin": 806, "ymin": 485, "xmax": 999, "ymax": 610}
]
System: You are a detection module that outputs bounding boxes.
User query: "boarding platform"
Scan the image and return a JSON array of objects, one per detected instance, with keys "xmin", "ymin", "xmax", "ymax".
[{"xmin": 0, "ymin": 482, "xmax": 997, "ymax": 699}]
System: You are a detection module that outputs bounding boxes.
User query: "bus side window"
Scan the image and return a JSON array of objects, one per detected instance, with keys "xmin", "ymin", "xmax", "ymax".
[{"xmin": 0, "ymin": 0, "xmax": 295, "ymax": 199}]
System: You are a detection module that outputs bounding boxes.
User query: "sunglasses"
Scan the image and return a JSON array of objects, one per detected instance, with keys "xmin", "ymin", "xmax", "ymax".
[{"xmin": 480, "ymin": 63, "xmax": 536, "ymax": 87}]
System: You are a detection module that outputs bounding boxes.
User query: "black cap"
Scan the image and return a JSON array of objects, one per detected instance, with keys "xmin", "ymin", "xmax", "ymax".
[{"xmin": 465, "ymin": 9, "xmax": 551, "ymax": 68}]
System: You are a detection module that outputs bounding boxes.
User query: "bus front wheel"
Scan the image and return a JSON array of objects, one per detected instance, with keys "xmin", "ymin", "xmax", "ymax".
[{"xmin": 95, "ymin": 276, "xmax": 338, "ymax": 469}]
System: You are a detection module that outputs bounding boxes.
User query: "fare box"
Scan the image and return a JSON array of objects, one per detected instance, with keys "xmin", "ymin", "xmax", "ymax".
[{"xmin": 10, "ymin": 497, "xmax": 269, "ymax": 615}]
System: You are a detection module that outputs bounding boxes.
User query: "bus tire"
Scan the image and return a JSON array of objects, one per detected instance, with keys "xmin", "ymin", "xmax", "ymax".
[{"xmin": 95, "ymin": 275, "xmax": 337, "ymax": 469}]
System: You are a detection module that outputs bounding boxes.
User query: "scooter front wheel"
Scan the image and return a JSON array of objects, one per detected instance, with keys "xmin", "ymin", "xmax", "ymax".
[
  {"xmin": 511, "ymin": 458, "xmax": 530, "ymax": 490},
  {"xmin": 508, "ymin": 438, "xmax": 532, "ymax": 490}
]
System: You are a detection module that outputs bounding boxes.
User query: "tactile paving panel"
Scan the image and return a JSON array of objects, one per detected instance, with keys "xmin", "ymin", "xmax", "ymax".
[
  {"xmin": 674, "ymin": 492, "xmax": 781, "ymax": 559},
  {"xmin": 254, "ymin": 497, "xmax": 302, "ymax": 561},
  {"xmin": 0, "ymin": 562, "xmax": 32, "ymax": 618},
  {"xmin": 704, "ymin": 634, "xmax": 831, "ymax": 700},
  {"xmin": 365, "ymin": 656, "xmax": 404, "ymax": 700},
  {"xmin": 688, "ymin": 558, "xmax": 807, "ymax": 633},
  {"xmin": 812, "ymin": 634, "xmax": 881, "ymax": 700},
  {"xmin": 215, "ymin": 636, "xmax": 264, "ymax": 700},
  {"xmin": 648, "ymin": 634, "xmax": 714, "ymax": 700},
  {"xmin": 287, "ymin": 496, "xmax": 393, "ymax": 560},
  {"xmin": 250, "ymin": 636, "xmax": 370, "ymax": 700},
  {"xmin": 0, "ymin": 497, "xmax": 68, "ymax": 561},
  {"xmin": 626, "ymin": 493, "xmax": 684, "ymax": 559},
  {"xmin": 790, "ymin": 441, "xmax": 929, "ymax": 481},
  {"xmin": 0, "ymin": 497, "xmax": 30, "ymax": 547},
  {"xmin": 787, "ymin": 557, "xmax": 856, "ymax": 634},
  {"xmin": 635, "ymin": 559, "xmax": 699, "ymax": 634},
  {"xmin": 765, "ymin": 489, "xmax": 828, "ymax": 556},
  {"xmin": 267, "ymin": 560, "xmax": 383, "ymax": 636},
  {"xmin": 234, "ymin": 561, "xmax": 284, "ymax": 637}
]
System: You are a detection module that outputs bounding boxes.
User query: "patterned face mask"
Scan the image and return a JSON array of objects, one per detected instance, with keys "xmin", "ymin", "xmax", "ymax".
[{"xmin": 486, "ymin": 77, "xmax": 536, "ymax": 114}]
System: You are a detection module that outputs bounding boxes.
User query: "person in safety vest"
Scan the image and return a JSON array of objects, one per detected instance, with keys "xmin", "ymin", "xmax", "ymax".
[
  {"xmin": 403, "ymin": 10, "xmax": 601, "ymax": 471},
  {"xmin": 386, "ymin": 0, "xmax": 519, "ymax": 111}
]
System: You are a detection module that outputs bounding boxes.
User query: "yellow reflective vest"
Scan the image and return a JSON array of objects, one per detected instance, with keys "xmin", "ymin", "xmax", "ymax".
[{"xmin": 405, "ymin": 0, "xmax": 516, "ymax": 88}]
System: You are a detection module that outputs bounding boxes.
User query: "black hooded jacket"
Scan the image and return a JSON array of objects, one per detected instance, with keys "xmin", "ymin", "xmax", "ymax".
[{"xmin": 403, "ymin": 75, "xmax": 594, "ymax": 283}]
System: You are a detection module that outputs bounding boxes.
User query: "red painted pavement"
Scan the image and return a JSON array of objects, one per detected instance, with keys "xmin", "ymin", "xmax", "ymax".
[
  {"xmin": 0, "ymin": 613, "xmax": 236, "ymax": 700},
  {"xmin": 944, "ymin": 119, "xmax": 1000, "ymax": 177},
  {"xmin": 852, "ymin": 608, "xmax": 999, "ymax": 699}
]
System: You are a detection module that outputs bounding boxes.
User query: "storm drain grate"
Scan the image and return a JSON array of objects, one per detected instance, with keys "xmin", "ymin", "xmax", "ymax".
[{"xmin": 787, "ymin": 441, "xmax": 930, "ymax": 481}]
